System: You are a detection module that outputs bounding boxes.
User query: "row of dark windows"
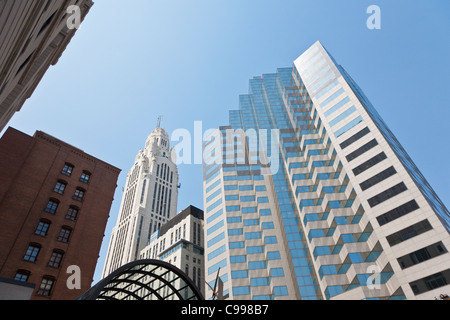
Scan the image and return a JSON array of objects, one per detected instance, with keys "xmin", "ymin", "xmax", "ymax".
[
  {"xmin": 34, "ymin": 219, "xmax": 73, "ymax": 243},
  {"xmin": 345, "ymin": 139, "xmax": 378, "ymax": 162},
  {"xmin": 15, "ymin": 270, "xmax": 56, "ymax": 297},
  {"xmin": 344, "ymin": 127, "xmax": 404, "ymax": 210},
  {"xmin": 367, "ymin": 182, "xmax": 407, "ymax": 208},
  {"xmin": 192, "ymin": 222, "xmax": 201, "ymax": 246},
  {"xmin": 343, "ymin": 131, "xmax": 434, "ymax": 270},
  {"xmin": 185, "ymin": 264, "xmax": 202, "ymax": 290},
  {"xmin": 360, "ymin": 166, "xmax": 397, "ymax": 191},
  {"xmin": 22, "ymin": 162, "xmax": 87, "ymax": 297},
  {"xmin": 340, "ymin": 127, "xmax": 371, "ymax": 150},
  {"xmin": 12, "ymin": 5, "xmax": 83, "ymax": 297},
  {"xmin": 376, "ymin": 200, "xmax": 419, "ymax": 226},
  {"xmin": 385, "ymin": 220, "xmax": 448, "ymax": 296},
  {"xmin": 151, "ymin": 181, "xmax": 172, "ymax": 218},
  {"xmin": 156, "ymin": 163, "xmax": 174, "ymax": 184},
  {"xmin": 410, "ymin": 268, "xmax": 450, "ymax": 296},
  {"xmin": 45, "ymin": 199, "xmax": 80, "ymax": 221},
  {"xmin": 61, "ymin": 163, "xmax": 91, "ymax": 183},
  {"xmin": 339, "ymin": 107, "xmax": 450, "ymax": 298},
  {"xmin": 56, "ymin": 164, "xmax": 91, "ymax": 208},
  {"xmin": 23, "ymin": 244, "xmax": 67, "ymax": 267},
  {"xmin": 53, "ymin": 181, "xmax": 86, "ymax": 201},
  {"xmin": 344, "ymin": 128, "xmax": 431, "ymax": 252},
  {"xmin": 356, "ymin": 141, "xmax": 450, "ymax": 294},
  {"xmin": 397, "ymin": 241, "xmax": 447, "ymax": 270},
  {"xmin": 386, "ymin": 219, "xmax": 433, "ymax": 247},
  {"xmin": 20, "ymin": 239, "xmax": 69, "ymax": 297},
  {"xmin": 352, "ymin": 152, "xmax": 387, "ymax": 176}
]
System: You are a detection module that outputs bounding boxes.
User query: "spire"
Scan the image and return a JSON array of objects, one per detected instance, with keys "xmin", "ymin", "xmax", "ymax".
[{"xmin": 156, "ymin": 116, "xmax": 163, "ymax": 129}]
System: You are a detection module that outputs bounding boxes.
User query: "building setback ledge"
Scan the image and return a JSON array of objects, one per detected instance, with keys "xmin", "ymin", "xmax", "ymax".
[{"xmin": 0, "ymin": 277, "xmax": 36, "ymax": 289}]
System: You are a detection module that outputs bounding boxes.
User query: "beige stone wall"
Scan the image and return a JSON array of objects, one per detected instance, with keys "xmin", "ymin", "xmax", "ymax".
[{"xmin": 0, "ymin": 0, "xmax": 94, "ymax": 131}]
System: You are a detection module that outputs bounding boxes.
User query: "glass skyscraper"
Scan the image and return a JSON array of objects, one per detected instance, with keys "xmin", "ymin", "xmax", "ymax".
[{"xmin": 202, "ymin": 41, "xmax": 450, "ymax": 300}]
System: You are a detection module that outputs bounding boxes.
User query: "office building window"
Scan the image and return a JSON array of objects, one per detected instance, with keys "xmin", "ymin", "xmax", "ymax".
[
  {"xmin": 410, "ymin": 269, "xmax": 450, "ymax": 295},
  {"xmin": 367, "ymin": 182, "xmax": 407, "ymax": 208},
  {"xmin": 360, "ymin": 166, "xmax": 397, "ymax": 191},
  {"xmin": 193, "ymin": 267, "xmax": 197, "ymax": 283},
  {"xmin": 352, "ymin": 152, "xmax": 387, "ymax": 176},
  {"xmin": 386, "ymin": 220, "xmax": 432, "ymax": 246},
  {"xmin": 397, "ymin": 242, "xmax": 447, "ymax": 270},
  {"xmin": 376, "ymin": 200, "xmax": 419, "ymax": 226},
  {"xmin": 233, "ymin": 286, "xmax": 250, "ymax": 296},
  {"xmin": 345, "ymin": 139, "xmax": 378, "ymax": 162},
  {"xmin": 273, "ymin": 286, "xmax": 288, "ymax": 296},
  {"xmin": 340, "ymin": 127, "xmax": 370, "ymax": 149}
]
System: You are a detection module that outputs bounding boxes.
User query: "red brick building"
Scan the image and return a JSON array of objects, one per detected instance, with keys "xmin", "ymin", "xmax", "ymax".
[{"xmin": 0, "ymin": 127, "xmax": 120, "ymax": 300}]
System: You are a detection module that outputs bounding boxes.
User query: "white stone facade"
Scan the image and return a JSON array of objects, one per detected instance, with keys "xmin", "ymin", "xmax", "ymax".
[
  {"xmin": 139, "ymin": 206, "xmax": 205, "ymax": 297},
  {"xmin": 102, "ymin": 127, "xmax": 179, "ymax": 278}
]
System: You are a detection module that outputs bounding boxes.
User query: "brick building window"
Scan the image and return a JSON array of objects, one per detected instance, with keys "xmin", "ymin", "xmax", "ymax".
[
  {"xmin": 37, "ymin": 276, "xmax": 55, "ymax": 297},
  {"xmin": 73, "ymin": 188, "xmax": 85, "ymax": 201},
  {"xmin": 57, "ymin": 227, "xmax": 72, "ymax": 243},
  {"xmin": 35, "ymin": 220, "xmax": 51, "ymax": 236},
  {"xmin": 61, "ymin": 164, "xmax": 74, "ymax": 176},
  {"xmin": 45, "ymin": 199, "xmax": 59, "ymax": 214},
  {"xmin": 53, "ymin": 181, "xmax": 67, "ymax": 194},
  {"xmin": 48, "ymin": 250, "xmax": 64, "ymax": 268},
  {"xmin": 80, "ymin": 171, "xmax": 91, "ymax": 184},
  {"xmin": 24, "ymin": 244, "xmax": 41, "ymax": 262},
  {"xmin": 14, "ymin": 270, "xmax": 31, "ymax": 282},
  {"xmin": 66, "ymin": 206, "xmax": 79, "ymax": 221}
]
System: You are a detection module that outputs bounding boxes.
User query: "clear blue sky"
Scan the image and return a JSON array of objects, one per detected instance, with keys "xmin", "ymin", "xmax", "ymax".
[{"xmin": 2, "ymin": 0, "xmax": 449, "ymax": 284}]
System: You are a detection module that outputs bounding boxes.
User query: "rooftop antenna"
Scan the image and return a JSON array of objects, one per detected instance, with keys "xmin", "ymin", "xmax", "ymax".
[{"xmin": 156, "ymin": 116, "xmax": 163, "ymax": 129}]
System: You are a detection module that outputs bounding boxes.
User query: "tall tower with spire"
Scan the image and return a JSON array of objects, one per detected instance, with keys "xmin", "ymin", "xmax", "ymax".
[{"xmin": 102, "ymin": 126, "xmax": 179, "ymax": 277}]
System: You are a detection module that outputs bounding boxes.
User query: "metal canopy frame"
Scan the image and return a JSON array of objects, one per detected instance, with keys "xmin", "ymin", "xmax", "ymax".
[{"xmin": 78, "ymin": 259, "xmax": 204, "ymax": 301}]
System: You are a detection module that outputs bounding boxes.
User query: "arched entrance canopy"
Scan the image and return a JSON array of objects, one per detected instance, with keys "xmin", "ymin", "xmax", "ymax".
[{"xmin": 78, "ymin": 259, "xmax": 204, "ymax": 301}]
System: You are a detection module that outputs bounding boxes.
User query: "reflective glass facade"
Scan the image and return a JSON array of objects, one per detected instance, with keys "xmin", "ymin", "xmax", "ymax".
[{"xmin": 203, "ymin": 42, "xmax": 450, "ymax": 300}]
